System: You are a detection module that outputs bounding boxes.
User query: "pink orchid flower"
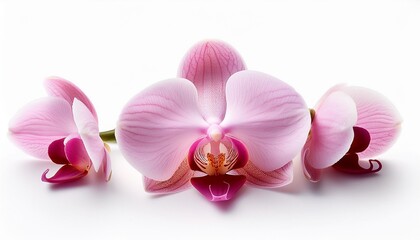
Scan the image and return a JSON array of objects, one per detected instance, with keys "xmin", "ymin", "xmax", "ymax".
[
  {"xmin": 302, "ymin": 85, "xmax": 402, "ymax": 182},
  {"xmin": 116, "ymin": 40, "xmax": 311, "ymax": 201},
  {"xmin": 9, "ymin": 77, "xmax": 111, "ymax": 183}
]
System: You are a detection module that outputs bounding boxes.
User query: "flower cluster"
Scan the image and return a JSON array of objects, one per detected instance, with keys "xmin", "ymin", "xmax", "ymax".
[{"xmin": 8, "ymin": 40, "xmax": 402, "ymax": 202}]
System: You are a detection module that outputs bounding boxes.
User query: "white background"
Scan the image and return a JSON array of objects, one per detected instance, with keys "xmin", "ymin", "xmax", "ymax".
[{"xmin": 1, "ymin": 0, "xmax": 419, "ymax": 239}]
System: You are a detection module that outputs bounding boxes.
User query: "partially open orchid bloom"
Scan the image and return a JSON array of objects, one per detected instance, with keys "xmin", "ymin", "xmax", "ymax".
[
  {"xmin": 302, "ymin": 85, "xmax": 402, "ymax": 182},
  {"xmin": 9, "ymin": 78, "xmax": 111, "ymax": 183},
  {"xmin": 116, "ymin": 40, "xmax": 311, "ymax": 201}
]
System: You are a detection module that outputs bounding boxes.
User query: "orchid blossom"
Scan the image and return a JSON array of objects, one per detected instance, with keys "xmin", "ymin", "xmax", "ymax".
[
  {"xmin": 9, "ymin": 77, "xmax": 111, "ymax": 183},
  {"xmin": 302, "ymin": 85, "xmax": 402, "ymax": 182},
  {"xmin": 116, "ymin": 40, "xmax": 311, "ymax": 201}
]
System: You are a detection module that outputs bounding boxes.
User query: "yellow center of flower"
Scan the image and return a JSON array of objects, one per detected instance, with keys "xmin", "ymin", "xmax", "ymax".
[{"xmin": 193, "ymin": 140, "xmax": 239, "ymax": 176}]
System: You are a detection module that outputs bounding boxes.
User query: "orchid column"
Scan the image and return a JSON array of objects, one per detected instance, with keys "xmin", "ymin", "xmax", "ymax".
[{"xmin": 116, "ymin": 40, "xmax": 311, "ymax": 201}]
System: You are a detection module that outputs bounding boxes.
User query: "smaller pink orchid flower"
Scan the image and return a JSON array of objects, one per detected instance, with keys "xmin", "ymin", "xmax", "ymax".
[
  {"xmin": 116, "ymin": 40, "xmax": 311, "ymax": 201},
  {"xmin": 302, "ymin": 85, "xmax": 402, "ymax": 182},
  {"xmin": 9, "ymin": 78, "xmax": 111, "ymax": 183}
]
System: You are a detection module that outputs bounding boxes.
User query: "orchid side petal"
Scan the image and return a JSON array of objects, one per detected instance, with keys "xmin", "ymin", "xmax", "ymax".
[
  {"xmin": 221, "ymin": 70, "xmax": 311, "ymax": 171},
  {"xmin": 116, "ymin": 79, "xmax": 208, "ymax": 181},
  {"xmin": 8, "ymin": 98, "xmax": 77, "ymax": 159},
  {"xmin": 72, "ymin": 99, "xmax": 104, "ymax": 172},
  {"xmin": 144, "ymin": 159, "xmax": 193, "ymax": 194},
  {"xmin": 101, "ymin": 150, "xmax": 112, "ymax": 181},
  {"xmin": 41, "ymin": 165, "xmax": 88, "ymax": 183},
  {"xmin": 44, "ymin": 77, "xmax": 98, "ymax": 121},
  {"xmin": 48, "ymin": 138, "xmax": 69, "ymax": 164},
  {"xmin": 235, "ymin": 161, "xmax": 293, "ymax": 188},
  {"xmin": 339, "ymin": 86, "xmax": 402, "ymax": 158},
  {"xmin": 301, "ymin": 144, "xmax": 322, "ymax": 182},
  {"xmin": 178, "ymin": 40, "xmax": 246, "ymax": 123},
  {"xmin": 64, "ymin": 137, "xmax": 91, "ymax": 171},
  {"xmin": 190, "ymin": 174, "xmax": 246, "ymax": 201},
  {"xmin": 305, "ymin": 92, "xmax": 357, "ymax": 169}
]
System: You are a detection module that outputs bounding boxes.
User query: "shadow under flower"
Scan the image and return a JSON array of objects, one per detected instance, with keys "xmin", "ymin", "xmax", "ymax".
[
  {"xmin": 211, "ymin": 186, "xmax": 250, "ymax": 212},
  {"xmin": 147, "ymin": 184, "xmax": 249, "ymax": 212},
  {"xmin": 264, "ymin": 158, "xmax": 400, "ymax": 198}
]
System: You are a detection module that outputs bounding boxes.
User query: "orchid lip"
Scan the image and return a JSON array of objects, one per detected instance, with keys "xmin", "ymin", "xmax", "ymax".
[
  {"xmin": 190, "ymin": 174, "xmax": 246, "ymax": 202},
  {"xmin": 333, "ymin": 127, "xmax": 383, "ymax": 174}
]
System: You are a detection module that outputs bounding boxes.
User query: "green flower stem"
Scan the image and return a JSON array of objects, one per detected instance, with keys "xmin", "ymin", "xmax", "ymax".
[{"xmin": 100, "ymin": 129, "xmax": 117, "ymax": 143}]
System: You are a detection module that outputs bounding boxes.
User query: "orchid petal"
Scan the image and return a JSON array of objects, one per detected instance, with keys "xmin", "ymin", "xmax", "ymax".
[
  {"xmin": 48, "ymin": 138, "xmax": 69, "ymax": 164},
  {"xmin": 221, "ymin": 70, "xmax": 311, "ymax": 171},
  {"xmin": 190, "ymin": 174, "xmax": 246, "ymax": 201},
  {"xmin": 144, "ymin": 160, "xmax": 193, "ymax": 194},
  {"xmin": 301, "ymin": 144, "xmax": 322, "ymax": 182},
  {"xmin": 235, "ymin": 161, "xmax": 293, "ymax": 188},
  {"xmin": 44, "ymin": 77, "xmax": 98, "ymax": 121},
  {"xmin": 116, "ymin": 79, "xmax": 208, "ymax": 181},
  {"xmin": 72, "ymin": 99, "xmax": 104, "ymax": 172},
  {"xmin": 64, "ymin": 137, "xmax": 91, "ymax": 171},
  {"xmin": 178, "ymin": 40, "xmax": 246, "ymax": 123},
  {"xmin": 41, "ymin": 165, "xmax": 88, "ymax": 183},
  {"xmin": 9, "ymin": 98, "xmax": 77, "ymax": 159},
  {"xmin": 305, "ymin": 92, "xmax": 357, "ymax": 169},
  {"xmin": 101, "ymin": 150, "xmax": 112, "ymax": 181},
  {"xmin": 339, "ymin": 86, "xmax": 402, "ymax": 158}
]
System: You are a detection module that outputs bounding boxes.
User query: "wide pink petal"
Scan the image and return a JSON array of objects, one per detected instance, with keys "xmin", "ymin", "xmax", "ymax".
[
  {"xmin": 221, "ymin": 70, "xmax": 311, "ymax": 171},
  {"xmin": 143, "ymin": 159, "xmax": 194, "ymax": 194},
  {"xmin": 339, "ymin": 86, "xmax": 402, "ymax": 158},
  {"xmin": 44, "ymin": 77, "xmax": 98, "ymax": 121},
  {"xmin": 72, "ymin": 99, "xmax": 104, "ymax": 172},
  {"xmin": 8, "ymin": 97, "xmax": 77, "ymax": 159},
  {"xmin": 190, "ymin": 174, "xmax": 246, "ymax": 201},
  {"xmin": 64, "ymin": 137, "xmax": 91, "ymax": 171},
  {"xmin": 41, "ymin": 165, "xmax": 88, "ymax": 183},
  {"xmin": 116, "ymin": 79, "xmax": 208, "ymax": 181},
  {"xmin": 305, "ymin": 92, "xmax": 357, "ymax": 169},
  {"xmin": 301, "ymin": 145, "xmax": 322, "ymax": 182},
  {"xmin": 178, "ymin": 40, "xmax": 246, "ymax": 123},
  {"xmin": 235, "ymin": 161, "xmax": 293, "ymax": 188}
]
